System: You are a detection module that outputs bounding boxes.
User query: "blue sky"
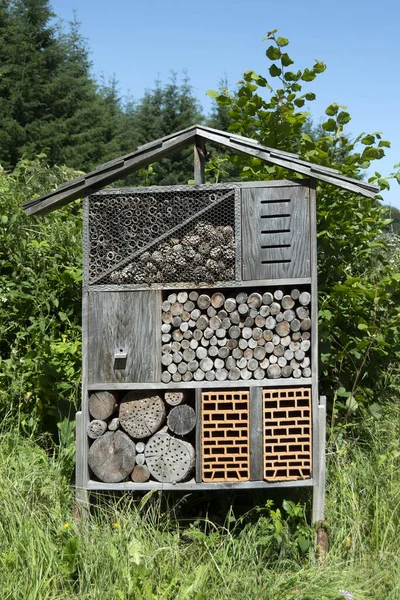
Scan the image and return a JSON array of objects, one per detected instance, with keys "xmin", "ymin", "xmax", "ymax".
[{"xmin": 51, "ymin": 0, "xmax": 400, "ymax": 208}]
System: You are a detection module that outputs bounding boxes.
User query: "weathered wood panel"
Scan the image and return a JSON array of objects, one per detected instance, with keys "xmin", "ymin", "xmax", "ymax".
[
  {"xmin": 88, "ymin": 291, "xmax": 157, "ymax": 383},
  {"xmin": 242, "ymin": 185, "xmax": 311, "ymax": 280}
]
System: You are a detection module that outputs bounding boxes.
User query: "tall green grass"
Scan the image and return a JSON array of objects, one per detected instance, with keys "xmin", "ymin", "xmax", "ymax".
[{"xmin": 0, "ymin": 405, "xmax": 399, "ymax": 599}]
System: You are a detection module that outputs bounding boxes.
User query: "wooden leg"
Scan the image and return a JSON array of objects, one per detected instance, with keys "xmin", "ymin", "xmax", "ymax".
[
  {"xmin": 312, "ymin": 396, "xmax": 327, "ymax": 560},
  {"xmin": 73, "ymin": 488, "xmax": 90, "ymax": 523}
]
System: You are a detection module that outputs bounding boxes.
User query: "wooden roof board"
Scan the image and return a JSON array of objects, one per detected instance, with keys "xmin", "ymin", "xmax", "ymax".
[{"xmin": 23, "ymin": 124, "xmax": 379, "ymax": 216}]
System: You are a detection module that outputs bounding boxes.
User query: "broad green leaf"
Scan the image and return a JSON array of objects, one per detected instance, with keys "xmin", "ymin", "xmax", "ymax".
[
  {"xmin": 358, "ymin": 322, "xmax": 368, "ymax": 330},
  {"xmin": 301, "ymin": 69, "xmax": 316, "ymax": 82},
  {"xmin": 313, "ymin": 61, "xmax": 326, "ymax": 73},
  {"xmin": 281, "ymin": 53, "xmax": 294, "ymax": 67},
  {"xmin": 269, "ymin": 64, "xmax": 281, "ymax": 77},
  {"xmin": 337, "ymin": 387, "xmax": 349, "ymax": 398},
  {"xmin": 322, "ymin": 118, "xmax": 337, "ymax": 132},
  {"xmin": 266, "ymin": 45, "xmax": 281, "ymax": 60},
  {"xmin": 325, "ymin": 103, "xmax": 339, "ymax": 116},
  {"xmin": 305, "ymin": 92, "xmax": 316, "ymax": 101},
  {"xmin": 294, "ymin": 98, "xmax": 305, "ymax": 107},
  {"xmin": 345, "ymin": 395, "xmax": 358, "ymax": 412},
  {"xmin": 337, "ymin": 111, "xmax": 351, "ymax": 125},
  {"xmin": 369, "ymin": 403, "xmax": 383, "ymax": 419},
  {"xmin": 206, "ymin": 89, "xmax": 219, "ymax": 99},
  {"xmin": 361, "ymin": 134, "xmax": 375, "ymax": 145},
  {"xmin": 276, "ymin": 36, "xmax": 289, "ymax": 47}
]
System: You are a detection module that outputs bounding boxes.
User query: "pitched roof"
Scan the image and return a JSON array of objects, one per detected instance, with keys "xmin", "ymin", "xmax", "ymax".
[{"xmin": 23, "ymin": 124, "xmax": 379, "ymax": 215}]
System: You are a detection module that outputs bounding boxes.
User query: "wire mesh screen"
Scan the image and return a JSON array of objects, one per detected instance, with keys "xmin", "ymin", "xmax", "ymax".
[{"xmin": 87, "ymin": 187, "xmax": 236, "ymax": 286}]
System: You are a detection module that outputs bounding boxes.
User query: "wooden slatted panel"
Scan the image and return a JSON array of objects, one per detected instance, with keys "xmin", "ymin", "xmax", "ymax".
[
  {"xmin": 88, "ymin": 290, "xmax": 158, "ymax": 383},
  {"xmin": 263, "ymin": 387, "xmax": 312, "ymax": 481},
  {"xmin": 201, "ymin": 390, "xmax": 250, "ymax": 482},
  {"xmin": 242, "ymin": 185, "xmax": 311, "ymax": 280}
]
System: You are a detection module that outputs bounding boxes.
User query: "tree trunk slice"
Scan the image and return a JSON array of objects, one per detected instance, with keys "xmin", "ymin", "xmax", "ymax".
[
  {"xmin": 135, "ymin": 453, "xmax": 146, "ymax": 466},
  {"xmin": 299, "ymin": 291, "xmax": 311, "ymax": 306},
  {"xmin": 88, "ymin": 391, "xmax": 117, "ymax": 421},
  {"xmin": 224, "ymin": 298, "xmax": 237, "ymax": 313},
  {"xmin": 119, "ymin": 392, "xmax": 166, "ymax": 439},
  {"xmin": 88, "ymin": 431, "xmax": 136, "ymax": 483},
  {"xmin": 267, "ymin": 364, "xmax": 281, "ymax": 378},
  {"xmin": 211, "ymin": 292, "xmax": 225, "ymax": 308},
  {"xmin": 281, "ymin": 295, "xmax": 295, "ymax": 310},
  {"xmin": 131, "ymin": 464, "xmax": 151, "ymax": 483},
  {"xmin": 167, "ymin": 404, "xmax": 196, "ymax": 436},
  {"xmin": 236, "ymin": 291, "xmax": 248, "ymax": 304},
  {"xmin": 197, "ymin": 294, "xmax": 211, "ymax": 309},
  {"xmin": 108, "ymin": 418, "xmax": 120, "ymax": 431},
  {"xmin": 164, "ymin": 391, "xmax": 186, "ymax": 406},
  {"xmin": 145, "ymin": 432, "xmax": 195, "ymax": 483},
  {"xmin": 247, "ymin": 292, "xmax": 262, "ymax": 308},
  {"xmin": 87, "ymin": 419, "xmax": 107, "ymax": 439},
  {"xmin": 270, "ymin": 302, "xmax": 281, "ymax": 316},
  {"xmin": 136, "ymin": 441, "xmax": 146, "ymax": 453}
]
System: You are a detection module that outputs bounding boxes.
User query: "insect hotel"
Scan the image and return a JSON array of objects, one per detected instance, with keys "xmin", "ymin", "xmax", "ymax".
[{"xmin": 23, "ymin": 125, "xmax": 378, "ymax": 521}]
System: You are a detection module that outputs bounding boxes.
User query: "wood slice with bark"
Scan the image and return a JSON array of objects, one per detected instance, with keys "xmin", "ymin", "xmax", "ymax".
[
  {"xmin": 210, "ymin": 292, "xmax": 225, "ymax": 308},
  {"xmin": 145, "ymin": 432, "xmax": 195, "ymax": 483},
  {"xmin": 136, "ymin": 453, "xmax": 146, "ymax": 466},
  {"xmin": 87, "ymin": 419, "xmax": 107, "ymax": 439},
  {"xmin": 167, "ymin": 405, "xmax": 196, "ymax": 436},
  {"xmin": 248, "ymin": 292, "xmax": 262, "ymax": 309},
  {"xmin": 281, "ymin": 295, "xmax": 295, "ymax": 310},
  {"xmin": 108, "ymin": 418, "xmax": 120, "ymax": 431},
  {"xmin": 165, "ymin": 391, "xmax": 186, "ymax": 406},
  {"xmin": 88, "ymin": 431, "xmax": 136, "ymax": 483},
  {"xmin": 267, "ymin": 364, "xmax": 281, "ymax": 379},
  {"xmin": 119, "ymin": 392, "xmax": 166, "ymax": 439},
  {"xmin": 131, "ymin": 464, "xmax": 151, "ymax": 483},
  {"xmin": 89, "ymin": 391, "xmax": 117, "ymax": 421},
  {"xmin": 197, "ymin": 294, "xmax": 211, "ymax": 309}
]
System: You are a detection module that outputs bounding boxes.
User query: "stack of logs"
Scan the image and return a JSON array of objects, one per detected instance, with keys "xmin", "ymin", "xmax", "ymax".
[
  {"xmin": 109, "ymin": 221, "xmax": 235, "ymax": 284},
  {"xmin": 87, "ymin": 390, "xmax": 196, "ymax": 484},
  {"xmin": 161, "ymin": 288, "xmax": 312, "ymax": 382}
]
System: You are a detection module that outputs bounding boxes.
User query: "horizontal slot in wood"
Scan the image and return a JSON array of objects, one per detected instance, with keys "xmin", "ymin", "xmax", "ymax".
[{"xmin": 261, "ymin": 259, "xmax": 291, "ymax": 265}]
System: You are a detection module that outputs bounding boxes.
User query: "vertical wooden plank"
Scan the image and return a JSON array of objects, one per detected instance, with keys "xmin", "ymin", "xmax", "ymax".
[
  {"xmin": 242, "ymin": 184, "xmax": 311, "ymax": 280},
  {"xmin": 250, "ymin": 386, "xmax": 263, "ymax": 481},
  {"xmin": 88, "ymin": 290, "xmax": 157, "ymax": 383},
  {"xmin": 80, "ymin": 290, "xmax": 90, "ymax": 487},
  {"xmin": 312, "ymin": 396, "xmax": 326, "ymax": 523},
  {"xmin": 194, "ymin": 137, "xmax": 206, "ymax": 184},
  {"xmin": 195, "ymin": 388, "xmax": 202, "ymax": 482}
]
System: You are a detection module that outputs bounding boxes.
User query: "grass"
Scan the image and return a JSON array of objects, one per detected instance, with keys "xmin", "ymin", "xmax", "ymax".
[{"xmin": 0, "ymin": 405, "xmax": 399, "ymax": 599}]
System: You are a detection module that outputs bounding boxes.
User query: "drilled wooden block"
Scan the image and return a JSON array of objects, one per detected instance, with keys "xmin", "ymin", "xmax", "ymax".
[
  {"xmin": 263, "ymin": 387, "xmax": 312, "ymax": 482},
  {"xmin": 201, "ymin": 390, "xmax": 250, "ymax": 482}
]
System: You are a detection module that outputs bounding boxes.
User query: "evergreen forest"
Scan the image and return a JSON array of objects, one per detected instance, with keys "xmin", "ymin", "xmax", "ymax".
[{"xmin": 0, "ymin": 2, "xmax": 400, "ymax": 598}]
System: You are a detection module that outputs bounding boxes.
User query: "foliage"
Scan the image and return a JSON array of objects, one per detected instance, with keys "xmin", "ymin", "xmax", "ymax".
[
  {"xmin": 0, "ymin": 155, "xmax": 82, "ymax": 434},
  {"xmin": 0, "ymin": 0, "xmax": 125, "ymax": 171},
  {"xmin": 1, "ymin": 405, "xmax": 400, "ymax": 598},
  {"xmin": 207, "ymin": 30, "xmax": 400, "ymax": 428},
  {"xmin": 123, "ymin": 72, "xmax": 204, "ymax": 186}
]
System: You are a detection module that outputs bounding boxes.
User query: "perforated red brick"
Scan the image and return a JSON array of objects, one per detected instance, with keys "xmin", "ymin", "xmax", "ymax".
[
  {"xmin": 201, "ymin": 390, "xmax": 250, "ymax": 482},
  {"xmin": 263, "ymin": 387, "xmax": 312, "ymax": 481}
]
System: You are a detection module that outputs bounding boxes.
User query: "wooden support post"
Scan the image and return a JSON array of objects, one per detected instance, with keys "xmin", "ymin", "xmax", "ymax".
[
  {"xmin": 313, "ymin": 395, "xmax": 327, "ymax": 558},
  {"xmin": 250, "ymin": 387, "xmax": 263, "ymax": 481},
  {"xmin": 194, "ymin": 136, "xmax": 206, "ymax": 184},
  {"xmin": 74, "ymin": 410, "xmax": 90, "ymax": 521}
]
